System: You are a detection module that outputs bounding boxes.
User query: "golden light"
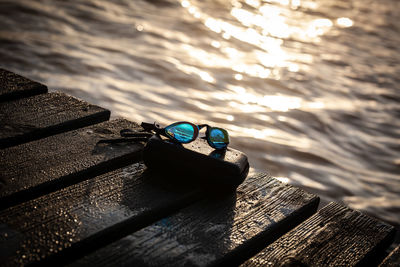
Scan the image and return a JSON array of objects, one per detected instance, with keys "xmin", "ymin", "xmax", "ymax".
[
  {"xmin": 275, "ymin": 177, "xmax": 290, "ymax": 184},
  {"xmin": 205, "ymin": 18, "xmax": 222, "ymax": 33},
  {"xmin": 265, "ymin": 0, "xmax": 290, "ymax": 5},
  {"xmin": 288, "ymin": 63, "xmax": 299, "ymax": 72},
  {"xmin": 291, "ymin": 0, "xmax": 301, "ymax": 8},
  {"xmin": 198, "ymin": 71, "xmax": 215, "ymax": 83},
  {"xmin": 174, "ymin": 62, "xmax": 216, "ymax": 83},
  {"xmin": 337, "ymin": 17, "xmax": 354, "ymax": 28},
  {"xmin": 234, "ymin": 74, "xmax": 243, "ymax": 80},
  {"xmin": 177, "ymin": 0, "xmax": 342, "ymax": 121},
  {"xmin": 227, "ymin": 115, "xmax": 234, "ymax": 121},
  {"xmin": 181, "ymin": 0, "xmax": 190, "ymax": 8},
  {"xmin": 211, "ymin": 41, "xmax": 221, "ymax": 48},
  {"xmin": 136, "ymin": 25, "xmax": 143, "ymax": 31},
  {"xmin": 245, "ymin": 0, "xmax": 261, "ymax": 8},
  {"xmin": 306, "ymin": 18, "xmax": 333, "ymax": 38}
]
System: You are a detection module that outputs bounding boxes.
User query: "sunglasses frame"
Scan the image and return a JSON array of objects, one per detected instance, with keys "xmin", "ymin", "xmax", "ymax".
[{"xmin": 141, "ymin": 121, "xmax": 229, "ymax": 150}]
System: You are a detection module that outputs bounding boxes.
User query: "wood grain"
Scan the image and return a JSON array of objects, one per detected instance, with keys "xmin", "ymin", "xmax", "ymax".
[
  {"xmin": 0, "ymin": 119, "xmax": 143, "ymax": 209},
  {"xmin": 0, "ymin": 163, "xmax": 201, "ymax": 266},
  {"xmin": 380, "ymin": 245, "xmax": 400, "ymax": 267},
  {"xmin": 242, "ymin": 202, "xmax": 396, "ymax": 267},
  {"xmin": 70, "ymin": 172, "xmax": 319, "ymax": 266},
  {"xmin": 0, "ymin": 68, "xmax": 47, "ymax": 102},
  {"xmin": 0, "ymin": 92, "xmax": 110, "ymax": 148}
]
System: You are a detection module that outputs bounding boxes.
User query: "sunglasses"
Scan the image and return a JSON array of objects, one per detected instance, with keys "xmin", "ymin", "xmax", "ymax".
[{"xmin": 141, "ymin": 121, "xmax": 229, "ymax": 150}]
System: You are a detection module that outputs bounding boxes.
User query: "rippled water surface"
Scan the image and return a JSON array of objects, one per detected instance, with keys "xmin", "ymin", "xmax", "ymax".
[{"xmin": 1, "ymin": 0, "xmax": 399, "ymax": 230}]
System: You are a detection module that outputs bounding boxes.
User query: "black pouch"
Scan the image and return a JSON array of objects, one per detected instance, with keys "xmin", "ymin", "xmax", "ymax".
[{"xmin": 142, "ymin": 135, "xmax": 249, "ymax": 191}]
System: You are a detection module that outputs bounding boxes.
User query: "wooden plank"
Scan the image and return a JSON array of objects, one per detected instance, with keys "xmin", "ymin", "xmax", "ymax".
[
  {"xmin": 0, "ymin": 119, "xmax": 144, "ymax": 210},
  {"xmin": 70, "ymin": 172, "xmax": 320, "ymax": 266},
  {"xmin": 0, "ymin": 163, "xmax": 201, "ymax": 266},
  {"xmin": 242, "ymin": 202, "xmax": 396, "ymax": 267},
  {"xmin": 0, "ymin": 68, "xmax": 47, "ymax": 102},
  {"xmin": 380, "ymin": 245, "xmax": 400, "ymax": 266},
  {"xmin": 0, "ymin": 92, "xmax": 110, "ymax": 149}
]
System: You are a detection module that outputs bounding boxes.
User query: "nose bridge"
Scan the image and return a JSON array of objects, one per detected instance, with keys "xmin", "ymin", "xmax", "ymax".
[{"xmin": 197, "ymin": 124, "xmax": 210, "ymax": 130}]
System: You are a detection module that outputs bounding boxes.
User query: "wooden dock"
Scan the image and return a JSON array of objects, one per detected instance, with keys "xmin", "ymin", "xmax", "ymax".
[{"xmin": 0, "ymin": 68, "xmax": 398, "ymax": 266}]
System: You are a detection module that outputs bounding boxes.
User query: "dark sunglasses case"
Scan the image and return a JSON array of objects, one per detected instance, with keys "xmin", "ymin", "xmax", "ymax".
[{"xmin": 142, "ymin": 135, "xmax": 249, "ymax": 191}]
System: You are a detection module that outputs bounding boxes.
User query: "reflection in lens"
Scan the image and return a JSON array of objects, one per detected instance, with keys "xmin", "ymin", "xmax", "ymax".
[
  {"xmin": 165, "ymin": 122, "xmax": 196, "ymax": 143},
  {"xmin": 209, "ymin": 128, "xmax": 229, "ymax": 149}
]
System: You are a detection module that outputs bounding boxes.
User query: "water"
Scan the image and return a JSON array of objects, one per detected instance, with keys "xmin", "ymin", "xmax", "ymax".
[{"xmin": 0, "ymin": 0, "xmax": 399, "ymax": 234}]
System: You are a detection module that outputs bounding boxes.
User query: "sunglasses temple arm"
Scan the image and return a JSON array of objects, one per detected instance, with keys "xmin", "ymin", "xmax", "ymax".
[
  {"xmin": 141, "ymin": 122, "xmax": 166, "ymax": 136},
  {"xmin": 141, "ymin": 122, "xmax": 155, "ymax": 131},
  {"xmin": 120, "ymin": 131, "xmax": 153, "ymax": 138}
]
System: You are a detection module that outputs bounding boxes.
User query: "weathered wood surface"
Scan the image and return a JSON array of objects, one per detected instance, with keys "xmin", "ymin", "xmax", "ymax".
[
  {"xmin": 0, "ymin": 119, "xmax": 144, "ymax": 210},
  {"xmin": 0, "ymin": 92, "xmax": 110, "ymax": 148},
  {"xmin": 0, "ymin": 68, "xmax": 395, "ymax": 267},
  {"xmin": 0, "ymin": 163, "xmax": 203, "ymax": 266},
  {"xmin": 380, "ymin": 245, "xmax": 400, "ymax": 267},
  {"xmin": 242, "ymin": 202, "xmax": 396, "ymax": 267},
  {"xmin": 70, "ymin": 172, "xmax": 320, "ymax": 267},
  {"xmin": 0, "ymin": 68, "xmax": 47, "ymax": 102}
]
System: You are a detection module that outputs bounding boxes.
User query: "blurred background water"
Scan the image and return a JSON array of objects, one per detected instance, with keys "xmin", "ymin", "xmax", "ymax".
[{"xmin": 0, "ymin": 0, "xmax": 399, "ymax": 237}]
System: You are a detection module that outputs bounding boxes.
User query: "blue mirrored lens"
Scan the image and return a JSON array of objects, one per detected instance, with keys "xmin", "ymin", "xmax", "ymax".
[
  {"xmin": 165, "ymin": 122, "xmax": 196, "ymax": 143},
  {"xmin": 209, "ymin": 128, "xmax": 229, "ymax": 149}
]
